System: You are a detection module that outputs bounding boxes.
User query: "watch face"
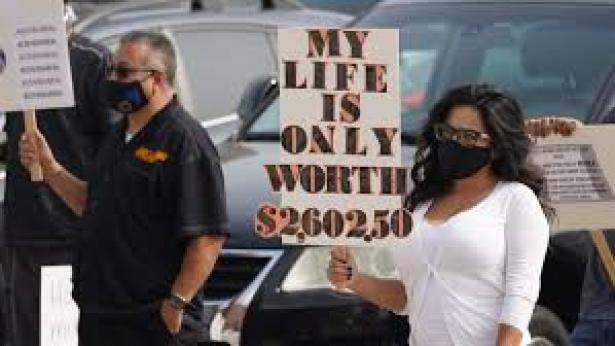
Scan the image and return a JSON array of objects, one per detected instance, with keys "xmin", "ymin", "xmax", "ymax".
[{"xmin": 168, "ymin": 294, "xmax": 187, "ymax": 310}]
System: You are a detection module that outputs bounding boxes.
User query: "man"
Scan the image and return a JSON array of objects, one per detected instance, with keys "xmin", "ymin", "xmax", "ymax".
[
  {"xmin": 527, "ymin": 117, "xmax": 615, "ymax": 345},
  {"xmin": 1, "ymin": 4, "xmax": 111, "ymax": 345},
  {"xmin": 20, "ymin": 31, "xmax": 228, "ymax": 346}
]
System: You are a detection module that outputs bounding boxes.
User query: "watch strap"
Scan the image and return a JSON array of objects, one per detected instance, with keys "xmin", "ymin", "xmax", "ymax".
[{"xmin": 167, "ymin": 292, "xmax": 189, "ymax": 311}]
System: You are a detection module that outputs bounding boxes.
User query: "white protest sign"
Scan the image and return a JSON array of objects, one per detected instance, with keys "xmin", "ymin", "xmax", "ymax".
[
  {"xmin": 0, "ymin": 0, "xmax": 74, "ymax": 111},
  {"xmin": 255, "ymin": 28, "xmax": 410, "ymax": 246},
  {"xmin": 40, "ymin": 265, "xmax": 79, "ymax": 346},
  {"xmin": 534, "ymin": 125, "xmax": 615, "ymax": 232}
]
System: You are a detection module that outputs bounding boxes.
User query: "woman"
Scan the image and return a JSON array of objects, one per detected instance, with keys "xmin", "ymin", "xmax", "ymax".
[{"xmin": 328, "ymin": 85, "xmax": 552, "ymax": 346}]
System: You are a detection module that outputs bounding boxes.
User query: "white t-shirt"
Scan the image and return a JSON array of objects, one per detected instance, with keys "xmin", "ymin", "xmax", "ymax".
[{"xmin": 391, "ymin": 181, "xmax": 549, "ymax": 346}]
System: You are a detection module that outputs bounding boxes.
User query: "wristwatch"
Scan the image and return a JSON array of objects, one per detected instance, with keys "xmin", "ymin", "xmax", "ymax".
[{"xmin": 167, "ymin": 292, "xmax": 189, "ymax": 311}]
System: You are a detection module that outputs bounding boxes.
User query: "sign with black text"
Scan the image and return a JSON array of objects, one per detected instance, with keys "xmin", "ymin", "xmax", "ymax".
[
  {"xmin": 534, "ymin": 125, "xmax": 615, "ymax": 232},
  {"xmin": 0, "ymin": 0, "xmax": 74, "ymax": 111},
  {"xmin": 256, "ymin": 28, "xmax": 412, "ymax": 246}
]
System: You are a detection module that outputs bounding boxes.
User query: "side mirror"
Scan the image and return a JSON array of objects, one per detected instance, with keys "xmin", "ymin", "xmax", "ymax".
[{"xmin": 237, "ymin": 75, "xmax": 278, "ymax": 124}]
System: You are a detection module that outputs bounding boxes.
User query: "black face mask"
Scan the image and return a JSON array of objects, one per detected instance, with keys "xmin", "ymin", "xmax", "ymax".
[
  {"xmin": 102, "ymin": 79, "xmax": 149, "ymax": 114},
  {"xmin": 436, "ymin": 139, "xmax": 492, "ymax": 180}
]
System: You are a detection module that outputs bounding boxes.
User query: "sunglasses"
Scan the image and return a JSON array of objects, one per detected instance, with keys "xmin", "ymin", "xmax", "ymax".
[
  {"xmin": 433, "ymin": 123, "xmax": 491, "ymax": 147},
  {"xmin": 107, "ymin": 65, "xmax": 159, "ymax": 80}
]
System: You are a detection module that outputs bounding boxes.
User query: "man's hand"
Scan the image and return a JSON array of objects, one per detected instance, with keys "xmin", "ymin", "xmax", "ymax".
[
  {"xmin": 19, "ymin": 129, "xmax": 61, "ymax": 179},
  {"xmin": 19, "ymin": 129, "xmax": 87, "ymax": 215},
  {"xmin": 160, "ymin": 299, "xmax": 183, "ymax": 334},
  {"xmin": 525, "ymin": 117, "xmax": 582, "ymax": 138}
]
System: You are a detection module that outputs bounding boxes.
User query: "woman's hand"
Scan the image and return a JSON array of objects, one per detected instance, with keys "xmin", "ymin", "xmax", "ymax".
[
  {"xmin": 328, "ymin": 246, "xmax": 357, "ymax": 290},
  {"xmin": 329, "ymin": 247, "xmax": 408, "ymax": 312},
  {"xmin": 496, "ymin": 324, "xmax": 522, "ymax": 346},
  {"xmin": 525, "ymin": 117, "xmax": 581, "ymax": 138}
]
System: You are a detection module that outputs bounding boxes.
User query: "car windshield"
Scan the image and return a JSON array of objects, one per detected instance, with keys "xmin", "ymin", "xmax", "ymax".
[{"xmin": 247, "ymin": 2, "xmax": 615, "ymax": 141}]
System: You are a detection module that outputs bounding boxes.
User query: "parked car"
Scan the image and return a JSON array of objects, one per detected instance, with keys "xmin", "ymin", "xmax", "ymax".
[
  {"xmin": 69, "ymin": 0, "xmax": 194, "ymax": 29},
  {"xmin": 70, "ymin": 0, "xmax": 308, "ymax": 33},
  {"xmin": 76, "ymin": 3, "xmax": 351, "ymax": 144},
  {"xmin": 201, "ymin": 0, "xmax": 615, "ymax": 344}
]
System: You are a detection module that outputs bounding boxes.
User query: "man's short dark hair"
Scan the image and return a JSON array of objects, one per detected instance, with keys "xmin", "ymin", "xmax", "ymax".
[{"xmin": 120, "ymin": 31, "xmax": 177, "ymax": 86}]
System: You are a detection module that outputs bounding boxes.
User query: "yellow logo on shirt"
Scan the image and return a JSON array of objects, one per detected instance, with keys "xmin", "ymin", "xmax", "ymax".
[{"xmin": 135, "ymin": 147, "xmax": 168, "ymax": 164}]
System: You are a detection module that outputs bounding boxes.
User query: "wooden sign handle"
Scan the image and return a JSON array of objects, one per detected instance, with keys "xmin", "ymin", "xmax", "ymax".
[
  {"xmin": 591, "ymin": 230, "xmax": 615, "ymax": 288},
  {"xmin": 24, "ymin": 110, "xmax": 44, "ymax": 182}
]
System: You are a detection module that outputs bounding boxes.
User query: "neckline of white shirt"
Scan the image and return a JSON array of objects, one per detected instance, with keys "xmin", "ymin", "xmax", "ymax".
[{"xmin": 422, "ymin": 181, "xmax": 503, "ymax": 229}]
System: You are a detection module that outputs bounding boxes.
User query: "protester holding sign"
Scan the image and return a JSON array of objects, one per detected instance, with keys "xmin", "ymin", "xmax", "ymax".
[
  {"xmin": 328, "ymin": 85, "xmax": 551, "ymax": 346},
  {"xmin": 20, "ymin": 31, "xmax": 227, "ymax": 346},
  {"xmin": 1, "ymin": 5, "xmax": 112, "ymax": 346},
  {"xmin": 526, "ymin": 117, "xmax": 615, "ymax": 346}
]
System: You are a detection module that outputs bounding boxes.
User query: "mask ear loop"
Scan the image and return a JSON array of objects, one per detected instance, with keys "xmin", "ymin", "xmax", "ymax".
[
  {"xmin": 139, "ymin": 72, "xmax": 156, "ymax": 100},
  {"xmin": 147, "ymin": 71, "xmax": 166, "ymax": 99}
]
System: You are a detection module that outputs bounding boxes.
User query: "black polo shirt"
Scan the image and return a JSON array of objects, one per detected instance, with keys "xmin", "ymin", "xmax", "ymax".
[{"xmin": 74, "ymin": 98, "xmax": 228, "ymax": 312}]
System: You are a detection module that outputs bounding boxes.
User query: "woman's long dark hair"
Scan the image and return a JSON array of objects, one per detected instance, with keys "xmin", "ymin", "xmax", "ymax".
[{"xmin": 406, "ymin": 84, "xmax": 555, "ymax": 221}]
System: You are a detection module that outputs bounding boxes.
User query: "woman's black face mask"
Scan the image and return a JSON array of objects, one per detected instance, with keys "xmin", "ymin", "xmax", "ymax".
[
  {"xmin": 436, "ymin": 139, "xmax": 492, "ymax": 180},
  {"xmin": 433, "ymin": 124, "xmax": 492, "ymax": 180}
]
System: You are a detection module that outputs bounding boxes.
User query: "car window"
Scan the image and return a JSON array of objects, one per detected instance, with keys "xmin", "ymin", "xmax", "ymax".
[
  {"xmin": 248, "ymin": 4, "xmax": 615, "ymax": 139},
  {"xmin": 173, "ymin": 29, "xmax": 277, "ymax": 121},
  {"xmin": 362, "ymin": 3, "xmax": 615, "ymax": 137},
  {"xmin": 247, "ymin": 97, "xmax": 279, "ymax": 138}
]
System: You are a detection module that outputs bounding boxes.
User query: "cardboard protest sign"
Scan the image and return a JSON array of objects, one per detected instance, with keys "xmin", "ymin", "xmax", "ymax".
[
  {"xmin": 40, "ymin": 266, "xmax": 79, "ymax": 346},
  {"xmin": 0, "ymin": 0, "xmax": 74, "ymax": 110},
  {"xmin": 0, "ymin": 0, "xmax": 74, "ymax": 180},
  {"xmin": 533, "ymin": 125, "xmax": 615, "ymax": 232},
  {"xmin": 256, "ymin": 28, "xmax": 411, "ymax": 246}
]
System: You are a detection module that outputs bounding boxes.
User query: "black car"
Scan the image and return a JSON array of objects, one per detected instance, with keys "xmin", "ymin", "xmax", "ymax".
[
  {"xmin": 76, "ymin": 3, "xmax": 351, "ymax": 145},
  {"xmin": 203, "ymin": 0, "xmax": 615, "ymax": 345}
]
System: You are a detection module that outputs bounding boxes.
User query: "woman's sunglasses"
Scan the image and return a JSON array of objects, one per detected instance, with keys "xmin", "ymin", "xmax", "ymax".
[{"xmin": 433, "ymin": 123, "xmax": 491, "ymax": 147}]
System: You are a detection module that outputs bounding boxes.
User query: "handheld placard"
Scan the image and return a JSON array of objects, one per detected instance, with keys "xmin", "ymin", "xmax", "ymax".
[
  {"xmin": 255, "ymin": 28, "xmax": 411, "ymax": 246},
  {"xmin": 0, "ymin": 0, "xmax": 75, "ymax": 182}
]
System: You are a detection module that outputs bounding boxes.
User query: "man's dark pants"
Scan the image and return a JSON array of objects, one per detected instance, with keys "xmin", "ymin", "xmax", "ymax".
[
  {"xmin": 2, "ymin": 244, "xmax": 72, "ymax": 346},
  {"xmin": 78, "ymin": 304, "xmax": 209, "ymax": 346},
  {"xmin": 1, "ymin": 254, "xmax": 7, "ymax": 346},
  {"xmin": 570, "ymin": 319, "xmax": 615, "ymax": 346},
  {"xmin": 1, "ymin": 245, "xmax": 207, "ymax": 346},
  {"xmin": 79, "ymin": 306, "xmax": 172, "ymax": 346}
]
